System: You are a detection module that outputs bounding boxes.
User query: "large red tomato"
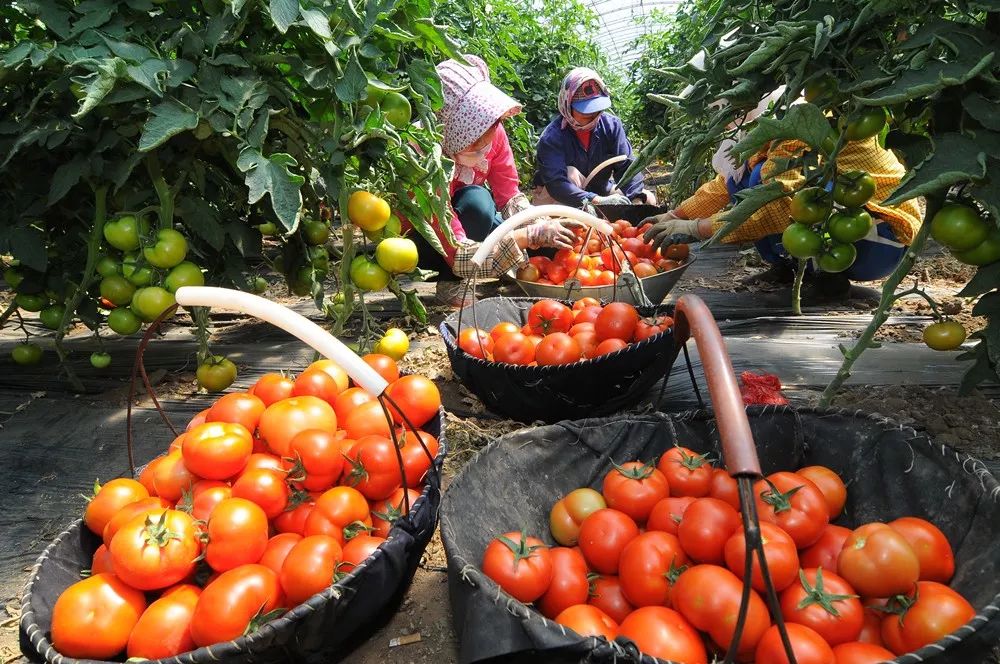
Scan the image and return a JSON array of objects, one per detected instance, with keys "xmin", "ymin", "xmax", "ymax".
[
  {"xmin": 307, "ymin": 359, "xmax": 350, "ymax": 394},
  {"xmin": 880, "ymin": 581, "xmax": 975, "ymax": 654},
  {"xmin": 258, "ymin": 396, "xmax": 337, "ymax": 456},
  {"xmin": 657, "ymin": 446, "xmax": 713, "ymax": 497},
  {"xmin": 370, "ymin": 488, "xmax": 421, "ymax": 537},
  {"xmin": 397, "ymin": 428, "xmax": 439, "ymax": 487},
  {"xmin": 385, "ymin": 375, "xmax": 441, "ymax": 428},
  {"xmin": 362, "ymin": 353, "xmax": 400, "ymax": 383},
  {"xmin": 206, "ymin": 392, "xmax": 266, "ymax": 434},
  {"xmin": 800, "ymin": 524, "xmax": 852, "ymax": 571},
  {"xmin": 458, "ymin": 327, "xmax": 494, "ymax": 359},
  {"xmin": 889, "ymin": 516, "xmax": 955, "ymax": 583},
  {"xmin": 481, "ymin": 531, "xmax": 553, "ymax": 603},
  {"xmin": 535, "ymin": 332, "xmax": 583, "ymax": 365},
  {"xmin": 490, "ymin": 321, "xmax": 522, "ymax": 340},
  {"xmin": 554, "ymin": 604, "xmax": 617, "ymax": 641},
  {"xmin": 91, "ymin": 544, "xmax": 114, "ymax": 575},
  {"xmin": 673, "ymin": 564, "xmax": 771, "ymax": 658},
  {"xmin": 51, "ymin": 573, "xmax": 147, "ymax": 659},
  {"xmin": 755, "ymin": 623, "xmax": 835, "ymax": 664},
  {"xmin": 602, "ymin": 461, "xmax": 669, "ymax": 523},
  {"xmin": 340, "ymin": 534, "xmax": 386, "ymax": 573},
  {"xmin": 149, "ymin": 451, "xmax": 199, "ymax": 502},
  {"xmin": 204, "ymin": 498, "xmax": 269, "ymax": 572},
  {"xmin": 492, "ymin": 331, "xmax": 536, "ymax": 365},
  {"xmin": 724, "ymin": 521, "xmax": 799, "ymax": 592},
  {"xmin": 527, "ymin": 299, "xmax": 573, "ymax": 335},
  {"xmin": 549, "ymin": 488, "xmax": 607, "ymax": 546},
  {"xmin": 190, "ymin": 564, "xmax": 285, "ymax": 645},
  {"xmin": 333, "ymin": 387, "xmax": 375, "ymax": 422},
  {"xmin": 344, "ymin": 435, "xmax": 404, "ymax": 500},
  {"xmin": 304, "ymin": 485, "xmax": 371, "ymax": 544},
  {"xmin": 618, "ymin": 531, "xmax": 689, "ymax": 607},
  {"xmin": 84, "ymin": 478, "xmax": 149, "ymax": 536},
  {"xmin": 280, "ymin": 534, "xmax": 344, "ymax": 605},
  {"xmin": 594, "ymin": 302, "xmax": 640, "ymax": 341},
  {"xmin": 110, "ymin": 509, "xmax": 200, "ymax": 590},
  {"xmin": 537, "ymin": 547, "xmax": 589, "ymax": 619},
  {"xmin": 709, "ymin": 467, "xmax": 741, "ymax": 509},
  {"xmin": 646, "ymin": 496, "xmax": 695, "ymax": 536},
  {"xmin": 101, "ymin": 496, "xmax": 171, "ymax": 546},
  {"xmin": 126, "ymin": 584, "xmax": 200, "ymax": 659},
  {"xmin": 191, "ymin": 485, "xmax": 232, "ymax": 524},
  {"xmin": 677, "ymin": 497, "xmax": 740, "ymax": 564},
  {"xmin": 798, "ymin": 465, "xmax": 847, "ymax": 519},
  {"xmin": 182, "ymin": 421, "xmax": 254, "ymax": 480},
  {"xmin": 274, "ymin": 500, "xmax": 315, "ymax": 536},
  {"xmin": 259, "ymin": 533, "xmax": 303, "ymax": 576},
  {"xmin": 587, "ymin": 574, "xmax": 634, "ymax": 623},
  {"xmin": 343, "ymin": 400, "xmax": 392, "ymax": 439},
  {"xmin": 231, "ymin": 468, "xmax": 290, "ymax": 519},
  {"xmin": 832, "ymin": 641, "xmax": 896, "ymax": 663},
  {"xmin": 573, "ymin": 305, "xmax": 603, "ymax": 325},
  {"xmin": 287, "ymin": 429, "xmax": 345, "ymax": 490},
  {"xmin": 250, "ymin": 373, "xmax": 294, "ymax": 406},
  {"xmin": 838, "ymin": 523, "xmax": 920, "ymax": 598},
  {"xmin": 577, "ymin": 508, "xmax": 640, "ymax": 574},
  {"xmin": 617, "ymin": 606, "xmax": 707, "ymax": 664},
  {"xmin": 754, "ymin": 471, "xmax": 829, "ymax": 548},
  {"xmin": 781, "ymin": 568, "xmax": 864, "ymax": 646},
  {"xmin": 292, "ymin": 368, "xmax": 346, "ymax": 407}
]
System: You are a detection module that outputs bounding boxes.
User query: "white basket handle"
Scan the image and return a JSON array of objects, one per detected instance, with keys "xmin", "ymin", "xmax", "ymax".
[
  {"xmin": 174, "ymin": 287, "xmax": 389, "ymax": 396},
  {"xmin": 471, "ymin": 204, "xmax": 614, "ymax": 267},
  {"xmin": 583, "ymin": 155, "xmax": 628, "ymax": 188}
]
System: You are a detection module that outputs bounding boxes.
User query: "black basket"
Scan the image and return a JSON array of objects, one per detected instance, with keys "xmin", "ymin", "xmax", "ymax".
[
  {"xmin": 594, "ymin": 204, "xmax": 668, "ymax": 225},
  {"xmin": 19, "ymin": 408, "xmax": 447, "ymax": 664},
  {"xmin": 441, "ymin": 297, "xmax": 681, "ymax": 423},
  {"xmin": 439, "ymin": 407, "xmax": 1000, "ymax": 664}
]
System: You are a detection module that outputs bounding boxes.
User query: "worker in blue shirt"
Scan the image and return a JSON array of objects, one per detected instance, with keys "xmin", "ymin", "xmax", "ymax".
[{"xmin": 532, "ymin": 68, "xmax": 655, "ymax": 210}]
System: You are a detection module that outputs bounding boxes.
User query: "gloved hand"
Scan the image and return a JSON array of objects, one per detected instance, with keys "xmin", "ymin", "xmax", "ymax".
[
  {"xmin": 591, "ymin": 193, "xmax": 632, "ymax": 207},
  {"xmin": 642, "ymin": 215, "xmax": 703, "ymax": 254},
  {"xmin": 525, "ymin": 220, "xmax": 576, "ymax": 250}
]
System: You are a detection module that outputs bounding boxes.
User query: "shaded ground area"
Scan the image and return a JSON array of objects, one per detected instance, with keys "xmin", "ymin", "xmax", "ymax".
[{"xmin": 1, "ymin": 241, "xmax": 997, "ymax": 664}]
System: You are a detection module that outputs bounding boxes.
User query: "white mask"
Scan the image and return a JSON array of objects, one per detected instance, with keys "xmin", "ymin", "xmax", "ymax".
[{"xmin": 452, "ymin": 143, "xmax": 491, "ymax": 185}]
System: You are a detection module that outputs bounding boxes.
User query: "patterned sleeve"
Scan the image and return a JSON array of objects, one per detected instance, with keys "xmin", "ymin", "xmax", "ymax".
[
  {"xmin": 675, "ymin": 174, "xmax": 732, "ymax": 220},
  {"xmin": 451, "ymin": 236, "xmax": 527, "ymax": 279}
]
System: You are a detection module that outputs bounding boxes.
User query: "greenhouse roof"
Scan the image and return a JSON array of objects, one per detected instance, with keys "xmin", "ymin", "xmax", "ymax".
[{"xmin": 588, "ymin": 0, "xmax": 682, "ymax": 69}]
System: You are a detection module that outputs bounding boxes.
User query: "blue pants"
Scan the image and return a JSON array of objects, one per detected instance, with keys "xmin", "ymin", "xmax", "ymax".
[{"xmin": 414, "ymin": 185, "xmax": 503, "ymax": 280}]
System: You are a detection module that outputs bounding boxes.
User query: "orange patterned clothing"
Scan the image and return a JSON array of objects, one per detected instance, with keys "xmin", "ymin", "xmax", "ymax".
[{"xmin": 674, "ymin": 136, "xmax": 925, "ymax": 245}]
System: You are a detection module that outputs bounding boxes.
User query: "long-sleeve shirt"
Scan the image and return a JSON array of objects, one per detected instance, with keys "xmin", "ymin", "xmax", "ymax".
[
  {"xmin": 676, "ymin": 136, "xmax": 925, "ymax": 245},
  {"xmin": 533, "ymin": 113, "xmax": 645, "ymax": 207}
]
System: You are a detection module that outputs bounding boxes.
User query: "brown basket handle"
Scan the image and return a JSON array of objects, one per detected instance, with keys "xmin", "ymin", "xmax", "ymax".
[{"xmin": 672, "ymin": 294, "xmax": 761, "ymax": 478}]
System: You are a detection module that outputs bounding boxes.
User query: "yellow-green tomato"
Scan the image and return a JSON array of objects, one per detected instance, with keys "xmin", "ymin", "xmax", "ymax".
[
  {"xmin": 374, "ymin": 327, "xmax": 409, "ymax": 361},
  {"xmin": 375, "ymin": 237, "xmax": 419, "ymax": 274},
  {"xmin": 143, "ymin": 229, "xmax": 188, "ymax": 269},
  {"xmin": 164, "ymin": 261, "xmax": 205, "ymax": 293},
  {"xmin": 131, "ymin": 286, "xmax": 176, "ymax": 322}
]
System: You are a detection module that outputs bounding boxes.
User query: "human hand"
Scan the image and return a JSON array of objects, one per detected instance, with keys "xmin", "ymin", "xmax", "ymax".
[
  {"xmin": 525, "ymin": 220, "xmax": 576, "ymax": 250},
  {"xmin": 642, "ymin": 216, "xmax": 703, "ymax": 253},
  {"xmin": 591, "ymin": 193, "xmax": 632, "ymax": 207}
]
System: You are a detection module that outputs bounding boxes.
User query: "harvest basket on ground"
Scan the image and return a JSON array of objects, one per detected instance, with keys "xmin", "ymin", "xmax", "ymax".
[
  {"xmin": 440, "ymin": 293, "xmax": 1000, "ymax": 663},
  {"xmin": 20, "ymin": 288, "xmax": 447, "ymax": 664}
]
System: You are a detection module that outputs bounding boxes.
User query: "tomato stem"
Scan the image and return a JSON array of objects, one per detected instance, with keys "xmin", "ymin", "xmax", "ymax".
[
  {"xmin": 759, "ymin": 479, "xmax": 803, "ymax": 514},
  {"xmin": 791, "ymin": 258, "xmax": 807, "ymax": 316},
  {"xmin": 794, "ymin": 568, "xmax": 857, "ymax": 616}
]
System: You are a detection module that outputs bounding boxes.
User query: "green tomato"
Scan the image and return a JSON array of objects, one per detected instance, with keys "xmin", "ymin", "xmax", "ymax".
[
  {"xmin": 143, "ymin": 229, "xmax": 188, "ymax": 269},
  {"xmin": 15, "ymin": 293, "xmax": 48, "ymax": 312},
  {"xmin": 308, "ymin": 246, "xmax": 330, "ymax": 272},
  {"xmin": 302, "ymin": 220, "xmax": 331, "ymax": 246},
  {"xmin": 803, "ymin": 76, "xmax": 836, "ymax": 104},
  {"xmin": 258, "ymin": 222, "xmax": 279, "ymax": 236},
  {"xmin": 99, "ymin": 275, "xmax": 136, "ymax": 306},
  {"xmin": 350, "ymin": 256, "xmax": 391, "ymax": 291},
  {"xmin": 251, "ymin": 276, "xmax": 268, "ymax": 294},
  {"xmin": 954, "ymin": 229, "xmax": 1000, "ymax": 266},
  {"xmin": 817, "ymin": 243, "xmax": 858, "ymax": 273},
  {"xmin": 827, "ymin": 210, "xmax": 873, "ymax": 244},
  {"xmin": 90, "ymin": 351, "xmax": 112, "ymax": 369},
  {"xmin": 197, "ymin": 355, "xmax": 238, "ymax": 391},
  {"xmin": 790, "ymin": 187, "xmax": 833, "ymax": 225},
  {"xmin": 923, "ymin": 320, "xmax": 967, "ymax": 351},
  {"xmin": 11, "ymin": 342, "xmax": 43, "ymax": 366},
  {"xmin": 844, "ymin": 107, "xmax": 887, "ymax": 142},
  {"xmin": 364, "ymin": 213, "xmax": 404, "ymax": 241},
  {"xmin": 3, "ymin": 267, "xmax": 24, "ymax": 289},
  {"xmin": 70, "ymin": 82, "xmax": 87, "ymax": 100},
  {"xmin": 107, "ymin": 307, "xmax": 142, "ymax": 335},
  {"xmin": 95, "ymin": 256, "xmax": 121, "ymax": 278},
  {"xmin": 103, "ymin": 216, "xmax": 148, "ymax": 252},
  {"xmin": 122, "ymin": 253, "xmax": 154, "ymax": 286},
  {"xmin": 131, "ymin": 286, "xmax": 176, "ymax": 323},
  {"xmin": 781, "ymin": 223, "xmax": 823, "ymax": 259},
  {"xmin": 380, "ymin": 92, "xmax": 412, "ymax": 129},
  {"xmin": 193, "ymin": 120, "xmax": 213, "ymax": 140},
  {"xmin": 930, "ymin": 204, "xmax": 990, "ymax": 252},
  {"xmin": 375, "ymin": 237, "xmax": 419, "ymax": 274},
  {"xmin": 39, "ymin": 304, "xmax": 66, "ymax": 330},
  {"xmin": 289, "ymin": 267, "xmax": 315, "ymax": 296},
  {"xmin": 164, "ymin": 261, "xmax": 205, "ymax": 293},
  {"xmin": 833, "ymin": 171, "xmax": 877, "ymax": 208}
]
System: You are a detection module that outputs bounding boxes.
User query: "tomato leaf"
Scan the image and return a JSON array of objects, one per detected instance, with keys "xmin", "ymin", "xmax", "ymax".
[
  {"xmin": 237, "ymin": 149, "xmax": 305, "ymax": 231},
  {"xmin": 958, "ymin": 261, "xmax": 1000, "ymax": 297},
  {"xmin": 268, "ymin": 0, "xmax": 299, "ymax": 34},
  {"xmin": 48, "ymin": 156, "xmax": 90, "ymax": 206},
  {"xmin": 959, "ymin": 334, "xmax": 1000, "ymax": 395},
  {"xmin": 138, "ymin": 98, "xmax": 200, "ymax": 152},
  {"xmin": 10, "ymin": 224, "xmax": 48, "ymax": 273},
  {"xmin": 858, "ymin": 52, "xmax": 996, "ymax": 105},
  {"xmin": 884, "ymin": 133, "xmax": 988, "ymax": 205},
  {"xmin": 708, "ymin": 181, "xmax": 789, "ymax": 246},
  {"xmin": 334, "ymin": 52, "xmax": 368, "ymax": 103},
  {"xmin": 731, "ymin": 103, "xmax": 835, "ymax": 163},
  {"xmin": 964, "ymin": 94, "xmax": 1000, "ymax": 132},
  {"xmin": 177, "ymin": 198, "xmax": 226, "ymax": 250},
  {"xmin": 301, "ymin": 8, "xmax": 333, "ymax": 39},
  {"xmin": 73, "ymin": 57, "xmax": 128, "ymax": 119}
]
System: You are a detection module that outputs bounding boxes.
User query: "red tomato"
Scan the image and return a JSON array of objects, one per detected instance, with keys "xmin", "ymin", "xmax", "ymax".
[
  {"xmin": 619, "ymin": 531, "xmax": 689, "ymax": 607},
  {"xmin": 259, "ymin": 396, "xmax": 338, "ymax": 456},
  {"xmin": 602, "ymin": 461, "xmax": 669, "ymax": 523},
  {"xmin": 594, "ymin": 338, "xmax": 628, "ymax": 356},
  {"xmin": 85, "ymin": 478, "xmax": 149, "ymax": 536},
  {"xmin": 362, "ymin": 353, "xmax": 400, "ymax": 383},
  {"xmin": 259, "ymin": 533, "xmax": 303, "ymax": 576},
  {"xmin": 574, "ymin": 305, "xmax": 603, "ymax": 325},
  {"xmin": 781, "ymin": 568, "xmax": 864, "ymax": 646},
  {"xmin": 149, "ymin": 451, "xmax": 199, "ymax": 502},
  {"xmin": 490, "ymin": 321, "xmax": 521, "ymax": 341},
  {"xmin": 709, "ymin": 467, "xmax": 741, "ymax": 509},
  {"xmin": 101, "ymin": 496, "xmax": 171, "ymax": 546},
  {"xmin": 577, "ymin": 508, "xmax": 640, "ymax": 574},
  {"xmin": 191, "ymin": 485, "xmax": 232, "ymax": 523},
  {"xmin": 617, "ymin": 606, "xmax": 707, "ymax": 663},
  {"xmin": 646, "ymin": 496, "xmax": 695, "ymax": 536},
  {"xmin": 573, "ymin": 330, "xmax": 600, "ymax": 358},
  {"xmin": 190, "ymin": 565, "xmax": 284, "ymax": 646},
  {"xmin": 588, "ymin": 574, "xmax": 634, "ymax": 623},
  {"xmin": 288, "ymin": 429, "xmax": 346, "ymax": 489},
  {"xmin": 344, "ymin": 435, "xmax": 404, "ymax": 500},
  {"xmin": 304, "ymin": 486, "xmax": 371, "ymax": 544},
  {"xmin": 800, "ymin": 524, "xmax": 852, "ymax": 571},
  {"xmin": 51, "ymin": 573, "xmax": 146, "ymax": 659},
  {"xmin": 185, "ymin": 409, "xmax": 210, "ymax": 432},
  {"xmin": 888, "ymin": 516, "xmax": 955, "ymax": 583},
  {"xmin": 528, "ymin": 256, "xmax": 551, "ymax": 270},
  {"xmin": 385, "ymin": 375, "xmax": 441, "ymax": 429},
  {"xmin": 280, "ymin": 534, "xmax": 344, "ymax": 605},
  {"xmin": 292, "ymin": 368, "xmax": 345, "ymax": 406},
  {"xmin": 343, "ymin": 400, "xmax": 392, "ymax": 439},
  {"xmin": 674, "ymin": 564, "xmax": 771, "ymax": 658},
  {"xmin": 657, "ymin": 446, "xmax": 713, "ymax": 497},
  {"xmin": 250, "ymin": 373, "xmax": 295, "ymax": 406},
  {"xmin": 207, "ymin": 392, "xmax": 266, "ymax": 434},
  {"xmin": 880, "ymin": 581, "xmax": 975, "ymax": 654},
  {"xmin": 724, "ymin": 521, "xmax": 800, "ymax": 592},
  {"xmin": 397, "ymin": 428, "xmax": 439, "ymax": 487},
  {"xmin": 594, "ymin": 302, "xmax": 640, "ymax": 341},
  {"xmin": 621, "ymin": 237, "xmax": 647, "ymax": 258},
  {"xmin": 126, "ymin": 584, "xmax": 200, "ymax": 659},
  {"xmin": 459, "ymin": 327, "xmax": 494, "ymax": 359},
  {"xmin": 536, "ymin": 332, "xmax": 583, "ymax": 365},
  {"xmin": 754, "ymin": 471, "xmax": 829, "ymax": 548},
  {"xmin": 493, "ymin": 332, "xmax": 536, "ymax": 365},
  {"xmin": 527, "ymin": 299, "xmax": 574, "ymax": 335},
  {"xmin": 91, "ymin": 544, "xmax": 114, "ymax": 574},
  {"xmin": 569, "ymin": 322, "xmax": 595, "ymax": 336},
  {"xmin": 601, "ymin": 246, "xmax": 626, "ymax": 271},
  {"xmin": 595, "ymin": 270, "xmax": 616, "ymax": 285},
  {"xmin": 110, "ymin": 509, "xmax": 200, "ymax": 590},
  {"xmin": 755, "ymin": 623, "xmax": 835, "ymax": 664},
  {"xmin": 242, "ymin": 453, "xmax": 284, "ymax": 474},
  {"xmin": 231, "ymin": 468, "xmax": 290, "ymax": 519},
  {"xmin": 545, "ymin": 262, "xmax": 569, "ymax": 284},
  {"xmin": 831, "ymin": 641, "xmax": 896, "ymax": 663},
  {"xmin": 481, "ymin": 531, "xmax": 553, "ymax": 602},
  {"xmin": 573, "ymin": 297, "xmax": 601, "ymax": 310},
  {"xmin": 555, "ymin": 604, "xmax": 617, "ymax": 641},
  {"xmin": 274, "ymin": 500, "xmax": 315, "ymax": 536},
  {"xmin": 549, "ymin": 488, "xmax": 607, "ymax": 546},
  {"xmin": 838, "ymin": 523, "xmax": 920, "ymax": 598},
  {"xmin": 182, "ymin": 422, "xmax": 253, "ymax": 481},
  {"xmin": 798, "ymin": 465, "xmax": 848, "ymax": 519},
  {"xmin": 632, "ymin": 262, "xmax": 658, "ymax": 278},
  {"xmin": 204, "ymin": 498, "xmax": 269, "ymax": 571},
  {"xmin": 537, "ymin": 547, "xmax": 590, "ymax": 619},
  {"xmin": 340, "ymin": 534, "xmax": 386, "ymax": 573},
  {"xmin": 333, "ymin": 387, "xmax": 375, "ymax": 423},
  {"xmin": 858, "ymin": 607, "xmax": 885, "ymax": 646},
  {"xmin": 664, "ymin": 243, "xmax": 690, "ymax": 261},
  {"xmin": 677, "ymin": 497, "xmax": 740, "ymax": 564},
  {"xmin": 307, "ymin": 359, "xmax": 350, "ymax": 394},
  {"xmin": 370, "ymin": 488, "xmax": 421, "ymax": 537}
]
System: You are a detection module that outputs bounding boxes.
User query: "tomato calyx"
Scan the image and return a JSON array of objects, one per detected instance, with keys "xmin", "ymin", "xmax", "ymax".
[
  {"xmin": 244, "ymin": 607, "xmax": 287, "ymax": 637},
  {"xmin": 285, "ymin": 488, "xmax": 312, "ymax": 510},
  {"xmin": 344, "ymin": 455, "xmax": 369, "ymax": 485},
  {"xmin": 343, "ymin": 520, "xmax": 372, "ymax": 541},
  {"xmin": 497, "ymin": 529, "xmax": 545, "ymax": 567},
  {"xmin": 333, "ymin": 560, "xmax": 353, "ymax": 582},
  {"xmin": 877, "ymin": 587, "xmax": 920, "ymax": 625},
  {"xmin": 372, "ymin": 501, "xmax": 404, "ymax": 527},
  {"xmin": 175, "ymin": 488, "xmax": 195, "ymax": 514},
  {"xmin": 610, "ymin": 459, "xmax": 657, "ymax": 481},
  {"xmin": 671, "ymin": 447, "xmax": 712, "ymax": 471},
  {"xmin": 662, "ymin": 558, "xmax": 689, "ymax": 585},
  {"xmin": 140, "ymin": 511, "xmax": 183, "ymax": 549},
  {"xmin": 794, "ymin": 567, "xmax": 857, "ymax": 616},
  {"xmin": 759, "ymin": 479, "xmax": 804, "ymax": 514},
  {"xmin": 586, "ymin": 572, "xmax": 602, "ymax": 596}
]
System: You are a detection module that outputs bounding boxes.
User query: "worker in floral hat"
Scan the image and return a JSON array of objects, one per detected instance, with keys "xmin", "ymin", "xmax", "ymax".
[
  {"xmin": 407, "ymin": 54, "xmax": 574, "ymax": 306},
  {"xmin": 532, "ymin": 68, "xmax": 655, "ymax": 210}
]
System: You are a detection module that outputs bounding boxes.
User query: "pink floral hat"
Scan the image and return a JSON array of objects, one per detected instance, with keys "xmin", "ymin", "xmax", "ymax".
[{"xmin": 436, "ymin": 55, "xmax": 522, "ymax": 156}]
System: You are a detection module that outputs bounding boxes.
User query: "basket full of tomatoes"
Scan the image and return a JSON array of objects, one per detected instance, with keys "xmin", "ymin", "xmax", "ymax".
[
  {"xmin": 19, "ymin": 289, "xmax": 447, "ymax": 664},
  {"xmin": 439, "ymin": 294, "xmax": 1000, "ymax": 664}
]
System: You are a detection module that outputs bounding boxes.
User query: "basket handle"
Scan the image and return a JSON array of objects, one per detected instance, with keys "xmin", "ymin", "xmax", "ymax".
[
  {"xmin": 470, "ymin": 204, "xmax": 614, "ymax": 267},
  {"xmin": 174, "ymin": 287, "xmax": 389, "ymax": 396},
  {"xmin": 582, "ymin": 155, "xmax": 628, "ymax": 188},
  {"xmin": 672, "ymin": 294, "xmax": 761, "ymax": 478}
]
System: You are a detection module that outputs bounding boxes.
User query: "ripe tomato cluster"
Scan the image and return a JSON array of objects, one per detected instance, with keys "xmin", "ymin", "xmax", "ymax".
[
  {"xmin": 515, "ymin": 220, "xmax": 689, "ymax": 287},
  {"xmin": 482, "ymin": 450, "xmax": 973, "ymax": 664},
  {"xmin": 457, "ymin": 298, "xmax": 673, "ymax": 366},
  {"xmin": 52, "ymin": 355, "xmax": 442, "ymax": 661}
]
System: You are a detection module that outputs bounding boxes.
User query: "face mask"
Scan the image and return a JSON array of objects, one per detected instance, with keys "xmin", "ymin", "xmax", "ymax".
[{"xmin": 454, "ymin": 142, "xmax": 490, "ymax": 167}]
